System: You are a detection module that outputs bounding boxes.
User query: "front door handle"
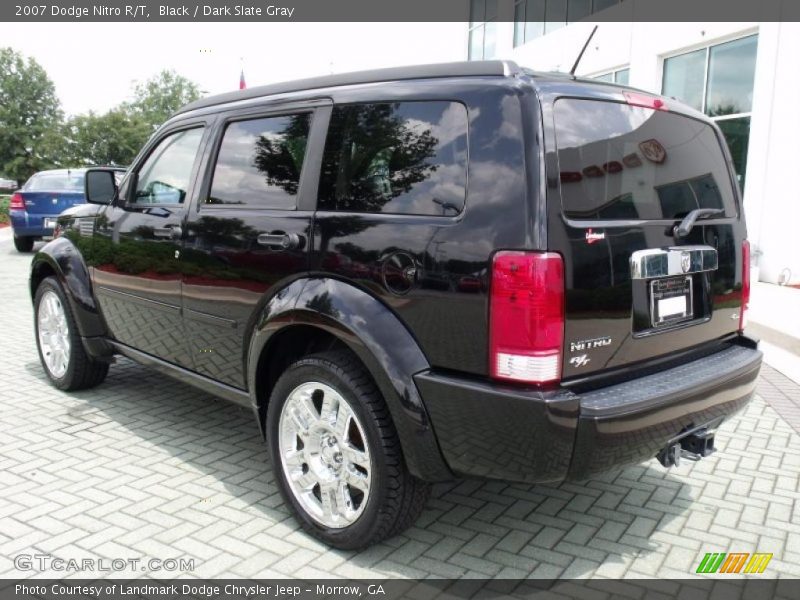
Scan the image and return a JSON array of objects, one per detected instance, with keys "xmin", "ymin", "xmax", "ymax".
[
  {"xmin": 257, "ymin": 232, "xmax": 303, "ymax": 250},
  {"xmin": 153, "ymin": 226, "xmax": 182, "ymax": 240}
]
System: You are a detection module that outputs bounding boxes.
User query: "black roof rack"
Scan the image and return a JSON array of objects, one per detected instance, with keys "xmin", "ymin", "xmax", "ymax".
[{"xmin": 176, "ymin": 60, "xmax": 520, "ymax": 116}]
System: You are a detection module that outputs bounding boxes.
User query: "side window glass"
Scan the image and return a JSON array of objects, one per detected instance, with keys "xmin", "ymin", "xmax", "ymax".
[
  {"xmin": 208, "ymin": 113, "xmax": 311, "ymax": 209},
  {"xmin": 318, "ymin": 101, "xmax": 468, "ymax": 216},
  {"xmin": 133, "ymin": 128, "xmax": 204, "ymax": 205}
]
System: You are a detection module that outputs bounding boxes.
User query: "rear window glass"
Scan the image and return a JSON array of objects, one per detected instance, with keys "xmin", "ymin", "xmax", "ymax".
[
  {"xmin": 318, "ymin": 101, "xmax": 468, "ymax": 216},
  {"xmin": 26, "ymin": 173, "xmax": 84, "ymax": 192},
  {"xmin": 554, "ymin": 99, "xmax": 736, "ymax": 220}
]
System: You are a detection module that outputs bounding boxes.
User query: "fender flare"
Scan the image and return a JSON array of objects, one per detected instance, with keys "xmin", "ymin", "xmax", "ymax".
[
  {"xmin": 30, "ymin": 238, "xmax": 111, "ymax": 354},
  {"xmin": 247, "ymin": 276, "xmax": 453, "ymax": 482}
]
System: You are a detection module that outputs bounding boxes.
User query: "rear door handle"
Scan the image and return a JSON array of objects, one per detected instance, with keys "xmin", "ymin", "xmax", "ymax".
[
  {"xmin": 257, "ymin": 232, "xmax": 303, "ymax": 250},
  {"xmin": 153, "ymin": 226, "xmax": 182, "ymax": 240}
]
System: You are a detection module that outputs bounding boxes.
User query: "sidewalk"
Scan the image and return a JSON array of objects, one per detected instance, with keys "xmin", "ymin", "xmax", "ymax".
[
  {"xmin": 748, "ymin": 281, "xmax": 800, "ymax": 386},
  {"xmin": 2, "ymin": 231, "xmax": 800, "ymax": 579},
  {"xmin": 750, "ymin": 281, "xmax": 800, "ymax": 342}
]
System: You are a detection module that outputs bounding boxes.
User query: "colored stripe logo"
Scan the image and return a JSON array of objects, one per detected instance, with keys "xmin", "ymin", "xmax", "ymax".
[{"xmin": 696, "ymin": 552, "xmax": 773, "ymax": 574}]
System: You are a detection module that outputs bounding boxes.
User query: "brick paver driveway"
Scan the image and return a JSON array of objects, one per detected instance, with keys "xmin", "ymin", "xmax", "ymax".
[{"xmin": 1, "ymin": 228, "xmax": 800, "ymax": 579}]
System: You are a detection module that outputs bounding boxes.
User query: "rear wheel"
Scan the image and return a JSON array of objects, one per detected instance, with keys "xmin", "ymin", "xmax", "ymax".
[
  {"xmin": 266, "ymin": 350, "xmax": 430, "ymax": 549},
  {"xmin": 34, "ymin": 277, "xmax": 109, "ymax": 391},
  {"xmin": 14, "ymin": 235, "xmax": 34, "ymax": 253}
]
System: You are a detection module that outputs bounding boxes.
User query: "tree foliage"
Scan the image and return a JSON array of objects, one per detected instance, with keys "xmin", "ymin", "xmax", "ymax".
[
  {"xmin": 0, "ymin": 55, "xmax": 203, "ymax": 175},
  {"xmin": 65, "ymin": 70, "xmax": 200, "ymax": 165},
  {"xmin": 63, "ymin": 70, "xmax": 202, "ymax": 167},
  {"xmin": 127, "ymin": 69, "xmax": 202, "ymax": 129},
  {"xmin": 0, "ymin": 47, "xmax": 63, "ymax": 184},
  {"xmin": 62, "ymin": 109, "xmax": 152, "ymax": 167}
]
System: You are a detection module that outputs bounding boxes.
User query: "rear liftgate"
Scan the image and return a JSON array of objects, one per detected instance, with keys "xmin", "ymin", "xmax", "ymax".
[{"xmin": 630, "ymin": 244, "xmax": 721, "ymax": 467}]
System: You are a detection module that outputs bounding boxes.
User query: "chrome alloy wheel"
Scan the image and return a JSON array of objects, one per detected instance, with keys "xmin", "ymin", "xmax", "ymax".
[
  {"xmin": 278, "ymin": 382, "xmax": 372, "ymax": 528},
  {"xmin": 37, "ymin": 290, "xmax": 71, "ymax": 379}
]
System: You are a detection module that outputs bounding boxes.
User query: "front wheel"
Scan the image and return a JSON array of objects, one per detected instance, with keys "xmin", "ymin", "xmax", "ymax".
[
  {"xmin": 34, "ymin": 277, "xmax": 109, "ymax": 391},
  {"xmin": 266, "ymin": 350, "xmax": 430, "ymax": 549}
]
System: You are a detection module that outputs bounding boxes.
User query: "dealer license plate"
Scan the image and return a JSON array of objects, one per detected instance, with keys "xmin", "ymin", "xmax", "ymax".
[
  {"xmin": 44, "ymin": 218, "xmax": 57, "ymax": 229},
  {"xmin": 650, "ymin": 276, "xmax": 693, "ymax": 327}
]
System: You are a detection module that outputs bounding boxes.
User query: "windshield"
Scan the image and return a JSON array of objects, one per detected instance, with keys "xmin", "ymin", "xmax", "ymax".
[
  {"xmin": 554, "ymin": 99, "xmax": 737, "ymax": 220},
  {"xmin": 26, "ymin": 172, "xmax": 84, "ymax": 192}
]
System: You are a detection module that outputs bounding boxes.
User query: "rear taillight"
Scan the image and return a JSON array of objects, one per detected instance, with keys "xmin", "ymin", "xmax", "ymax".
[
  {"xmin": 623, "ymin": 91, "xmax": 668, "ymax": 111},
  {"xmin": 489, "ymin": 251, "xmax": 565, "ymax": 385},
  {"xmin": 9, "ymin": 193, "xmax": 24, "ymax": 210},
  {"xmin": 739, "ymin": 240, "xmax": 750, "ymax": 332}
]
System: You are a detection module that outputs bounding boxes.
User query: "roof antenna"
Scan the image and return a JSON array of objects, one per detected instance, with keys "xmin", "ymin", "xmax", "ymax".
[{"xmin": 569, "ymin": 25, "xmax": 598, "ymax": 78}]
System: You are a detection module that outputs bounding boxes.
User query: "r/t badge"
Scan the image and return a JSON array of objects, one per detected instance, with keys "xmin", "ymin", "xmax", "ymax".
[{"xmin": 570, "ymin": 354, "xmax": 591, "ymax": 368}]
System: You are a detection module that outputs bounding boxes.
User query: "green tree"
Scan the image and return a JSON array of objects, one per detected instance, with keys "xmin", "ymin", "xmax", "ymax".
[
  {"xmin": 62, "ymin": 69, "xmax": 202, "ymax": 167},
  {"xmin": 0, "ymin": 47, "xmax": 63, "ymax": 184},
  {"xmin": 63, "ymin": 109, "xmax": 151, "ymax": 167},
  {"xmin": 127, "ymin": 69, "xmax": 201, "ymax": 129}
]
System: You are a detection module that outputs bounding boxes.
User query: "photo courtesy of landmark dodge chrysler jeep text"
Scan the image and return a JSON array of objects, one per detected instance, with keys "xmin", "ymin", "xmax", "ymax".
[{"xmin": 29, "ymin": 61, "xmax": 762, "ymax": 549}]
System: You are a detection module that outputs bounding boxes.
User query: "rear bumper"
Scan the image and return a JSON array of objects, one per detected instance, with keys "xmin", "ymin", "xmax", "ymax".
[
  {"xmin": 416, "ymin": 340, "xmax": 761, "ymax": 483},
  {"xmin": 10, "ymin": 210, "xmax": 57, "ymax": 237}
]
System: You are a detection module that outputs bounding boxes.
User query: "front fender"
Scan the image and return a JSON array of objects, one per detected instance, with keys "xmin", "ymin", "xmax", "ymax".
[
  {"xmin": 30, "ymin": 237, "xmax": 108, "ymax": 340},
  {"xmin": 247, "ymin": 276, "xmax": 452, "ymax": 482}
]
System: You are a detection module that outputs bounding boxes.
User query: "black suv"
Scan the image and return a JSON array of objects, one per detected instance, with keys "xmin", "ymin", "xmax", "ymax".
[{"xmin": 30, "ymin": 61, "xmax": 761, "ymax": 549}]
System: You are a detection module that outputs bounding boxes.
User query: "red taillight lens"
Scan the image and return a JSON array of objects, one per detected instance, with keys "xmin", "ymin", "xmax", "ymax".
[
  {"xmin": 489, "ymin": 251, "xmax": 565, "ymax": 385},
  {"xmin": 9, "ymin": 193, "xmax": 24, "ymax": 210},
  {"xmin": 623, "ymin": 91, "xmax": 667, "ymax": 111},
  {"xmin": 739, "ymin": 240, "xmax": 750, "ymax": 332}
]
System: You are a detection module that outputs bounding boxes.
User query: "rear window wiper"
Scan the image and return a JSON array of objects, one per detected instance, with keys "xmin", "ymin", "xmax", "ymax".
[{"xmin": 673, "ymin": 208, "xmax": 724, "ymax": 238}]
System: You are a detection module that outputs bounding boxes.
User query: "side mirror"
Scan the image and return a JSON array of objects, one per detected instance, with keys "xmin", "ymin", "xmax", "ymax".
[{"xmin": 84, "ymin": 169, "xmax": 118, "ymax": 205}]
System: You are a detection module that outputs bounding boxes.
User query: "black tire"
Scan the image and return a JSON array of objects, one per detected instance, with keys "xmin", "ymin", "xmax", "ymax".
[
  {"xmin": 34, "ymin": 277, "xmax": 109, "ymax": 391},
  {"xmin": 266, "ymin": 349, "xmax": 430, "ymax": 549},
  {"xmin": 14, "ymin": 235, "xmax": 34, "ymax": 253}
]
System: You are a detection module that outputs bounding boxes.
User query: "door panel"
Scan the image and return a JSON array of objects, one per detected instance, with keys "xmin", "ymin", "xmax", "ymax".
[
  {"xmin": 93, "ymin": 124, "xmax": 208, "ymax": 366},
  {"xmin": 181, "ymin": 211, "xmax": 312, "ymax": 386},
  {"xmin": 180, "ymin": 106, "xmax": 323, "ymax": 388}
]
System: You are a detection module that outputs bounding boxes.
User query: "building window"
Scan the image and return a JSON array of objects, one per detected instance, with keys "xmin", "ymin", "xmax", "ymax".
[
  {"xmin": 469, "ymin": 0, "xmax": 498, "ymax": 60},
  {"xmin": 513, "ymin": 0, "xmax": 621, "ymax": 47},
  {"xmin": 662, "ymin": 34, "xmax": 758, "ymax": 187},
  {"xmin": 593, "ymin": 68, "xmax": 629, "ymax": 85},
  {"xmin": 514, "ymin": 0, "xmax": 544, "ymax": 46}
]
